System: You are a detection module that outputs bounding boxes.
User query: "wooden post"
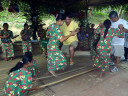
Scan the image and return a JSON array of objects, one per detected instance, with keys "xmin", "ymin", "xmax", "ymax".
[{"xmin": 85, "ymin": 0, "xmax": 88, "ymax": 28}]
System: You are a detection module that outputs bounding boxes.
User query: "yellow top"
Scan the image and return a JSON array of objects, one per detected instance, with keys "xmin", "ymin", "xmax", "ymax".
[{"xmin": 61, "ymin": 20, "xmax": 79, "ymax": 45}]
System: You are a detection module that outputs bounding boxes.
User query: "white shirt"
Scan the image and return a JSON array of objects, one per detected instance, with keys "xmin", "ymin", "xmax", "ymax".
[{"xmin": 111, "ymin": 19, "xmax": 128, "ymax": 45}]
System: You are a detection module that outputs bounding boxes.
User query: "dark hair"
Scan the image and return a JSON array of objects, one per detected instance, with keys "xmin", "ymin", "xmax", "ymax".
[
  {"xmin": 24, "ymin": 52, "xmax": 33, "ymax": 62},
  {"xmin": 39, "ymin": 24, "xmax": 42, "ymax": 27},
  {"xmin": 9, "ymin": 56, "xmax": 30, "ymax": 74},
  {"xmin": 91, "ymin": 24, "xmax": 95, "ymax": 27},
  {"xmin": 56, "ymin": 13, "xmax": 66, "ymax": 21},
  {"xmin": 24, "ymin": 23, "xmax": 28, "ymax": 27},
  {"xmin": 65, "ymin": 12, "xmax": 73, "ymax": 18},
  {"xmin": 3, "ymin": 23, "xmax": 8, "ymax": 27},
  {"xmin": 103, "ymin": 19, "xmax": 111, "ymax": 39},
  {"xmin": 109, "ymin": 11, "xmax": 118, "ymax": 18}
]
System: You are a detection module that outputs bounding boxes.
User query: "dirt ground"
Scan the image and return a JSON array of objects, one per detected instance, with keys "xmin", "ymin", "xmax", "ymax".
[{"xmin": 0, "ymin": 51, "xmax": 128, "ymax": 96}]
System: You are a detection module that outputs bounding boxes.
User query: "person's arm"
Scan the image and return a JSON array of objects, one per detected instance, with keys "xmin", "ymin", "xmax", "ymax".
[
  {"xmin": 94, "ymin": 27, "xmax": 101, "ymax": 34},
  {"xmin": 23, "ymin": 86, "xmax": 40, "ymax": 91},
  {"xmin": 20, "ymin": 70, "xmax": 40, "ymax": 94},
  {"xmin": 59, "ymin": 34, "xmax": 72, "ymax": 42},
  {"xmin": 123, "ymin": 28, "xmax": 128, "ymax": 33},
  {"xmin": 121, "ymin": 20, "xmax": 128, "ymax": 33},
  {"xmin": 75, "ymin": 28, "xmax": 79, "ymax": 33},
  {"xmin": 99, "ymin": 23, "xmax": 104, "ymax": 28},
  {"xmin": 21, "ymin": 30, "xmax": 27, "ymax": 36},
  {"xmin": 118, "ymin": 24, "xmax": 123, "ymax": 32},
  {"xmin": 117, "ymin": 24, "xmax": 124, "ymax": 38},
  {"xmin": 0, "ymin": 30, "xmax": 9, "ymax": 38},
  {"xmin": 12, "ymin": 35, "xmax": 19, "ymax": 39},
  {"xmin": 59, "ymin": 31, "xmax": 78, "ymax": 42},
  {"xmin": 0, "ymin": 35, "xmax": 8, "ymax": 38},
  {"xmin": 9, "ymin": 31, "xmax": 19, "ymax": 39}
]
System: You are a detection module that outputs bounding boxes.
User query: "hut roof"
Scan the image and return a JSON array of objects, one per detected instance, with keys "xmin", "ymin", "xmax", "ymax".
[
  {"xmin": 30, "ymin": 0, "xmax": 128, "ymax": 6},
  {"xmin": 20, "ymin": 0, "xmax": 128, "ymax": 11}
]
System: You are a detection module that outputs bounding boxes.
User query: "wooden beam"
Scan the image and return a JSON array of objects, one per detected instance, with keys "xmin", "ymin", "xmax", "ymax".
[{"xmin": 88, "ymin": 0, "xmax": 128, "ymax": 6}]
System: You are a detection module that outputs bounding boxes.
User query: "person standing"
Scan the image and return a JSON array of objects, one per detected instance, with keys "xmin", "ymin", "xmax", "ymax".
[
  {"xmin": 47, "ymin": 13, "xmax": 78, "ymax": 77},
  {"xmin": 109, "ymin": 11, "xmax": 128, "ymax": 67},
  {"xmin": 61, "ymin": 12, "xmax": 79, "ymax": 65},
  {"xmin": 89, "ymin": 24, "xmax": 96, "ymax": 59},
  {"xmin": 0, "ymin": 23, "xmax": 18, "ymax": 61},
  {"xmin": 21, "ymin": 23, "xmax": 32, "ymax": 55},
  {"xmin": 124, "ymin": 33, "xmax": 128, "ymax": 61},
  {"xmin": 37, "ymin": 24, "xmax": 47, "ymax": 56},
  {"xmin": 94, "ymin": 19, "xmax": 124, "ymax": 77}
]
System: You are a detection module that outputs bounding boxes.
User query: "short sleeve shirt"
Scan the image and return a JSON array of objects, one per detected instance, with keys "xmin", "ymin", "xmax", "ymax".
[
  {"xmin": 111, "ymin": 19, "xmax": 128, "ymax": 45},
  {"xmin": 61, "ymin": 20, "xmax": 79, "ymax": 45}
]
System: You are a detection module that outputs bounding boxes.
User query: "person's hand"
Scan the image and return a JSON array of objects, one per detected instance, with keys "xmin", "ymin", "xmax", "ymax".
[
  {"xmin": 99, "ymin": 23, "xmax": 104, "ymax": 28},
  {"xmin": 118, "ymin": 24, "xmax": 123, "ymax": 30},
  {"xmin": 34, "ymin": 86, "xmax": 40, "ymax": 90},
  {"xmin": 70, "ymin": 31, "xmax": 78, "ymax": 36},
  {"xmin": 3, "ymin": 35, "xmax": 8, "ymax": 38}
]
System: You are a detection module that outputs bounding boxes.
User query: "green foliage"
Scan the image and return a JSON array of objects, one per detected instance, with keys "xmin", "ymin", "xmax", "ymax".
[{"xmin": 89, "ymin": 4, "xmax": 128, "ymax": 26}]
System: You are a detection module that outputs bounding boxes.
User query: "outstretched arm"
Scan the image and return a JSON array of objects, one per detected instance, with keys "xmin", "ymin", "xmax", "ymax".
[
  {"xmin": 23, "ymin": 86, "xmax": 40, "ymax": 91},
  {"xmin": 123, "ymin": 28, "xmax": 128, "ymax": 33},
  {"xmin": 59, "ymin": 31, "xmax": 78, "ymax": 43}
]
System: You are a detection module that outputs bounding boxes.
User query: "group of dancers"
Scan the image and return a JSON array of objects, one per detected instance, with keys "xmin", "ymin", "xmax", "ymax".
[
  {"xmin": 2, "ymin": 12, "xmax": 79, "ymax": 96},
  {"xmin": 90, "ymin": 11, "xmax": 128, "ymax": 77},
  {"xmin": 0, "ymin": 23, "xmax": 47, "ymax": 61},
  {"xmin": 2, "ymin": 11, "xmax": 128, "ymax": 95}
]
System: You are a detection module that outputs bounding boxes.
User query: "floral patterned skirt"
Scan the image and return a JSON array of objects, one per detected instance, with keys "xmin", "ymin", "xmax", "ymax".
[
  {"xmin": 47, "ymin": 48, "xmax": 67, "ymax": 71},
  {"xmin": 1, "ymin": 42, "xmax": 14, "ymax": 58},
  {"xmin": 93, "ymin": 48, "xmax": 110, "ymax": 75}
]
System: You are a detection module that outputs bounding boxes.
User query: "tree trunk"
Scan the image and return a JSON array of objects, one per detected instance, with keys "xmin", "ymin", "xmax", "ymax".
[{"xmin": 118, "ymin": 5, "xmax": 122, "ymax": 17}]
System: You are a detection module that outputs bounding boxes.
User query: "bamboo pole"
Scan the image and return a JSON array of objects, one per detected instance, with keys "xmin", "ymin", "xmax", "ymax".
[
  {"xmin": 39, "ymin": 67, "xmax": 97, "ymax": 88},
  {"xmin": 36, "ymin": 65, "xmax": 91, "ymax": 80}
]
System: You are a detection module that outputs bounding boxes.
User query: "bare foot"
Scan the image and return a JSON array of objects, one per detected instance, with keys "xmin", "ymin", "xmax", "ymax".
[
  {"xmin": 49, "ymin": 70, "xmax": 57, "ymax": 77},
  {"xmin": 4, "ymin": 58, "xmax": 7, "ymax": 61},
  {"xmin": 46, "ymin": 71, "xmax": 50, "ymax": 75},
  {"xmin": 32, "ymin": 77, "xmax": 36, "ymax": 82},
  {"xmin": 92, "ymin": 64, "xmax": 95, "ymax": 67},
  {"xmin": 100, "ymin": 72, "xmax": 103, "ymax": 78}
]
